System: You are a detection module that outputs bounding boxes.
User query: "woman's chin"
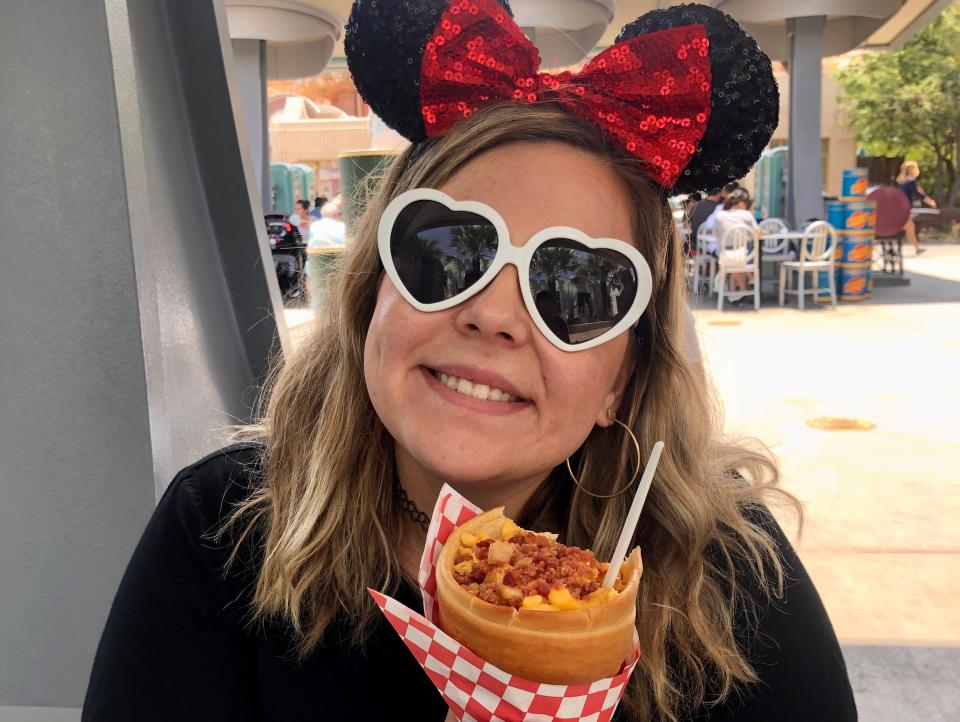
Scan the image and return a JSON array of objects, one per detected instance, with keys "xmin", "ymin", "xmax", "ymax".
[
  {"xmin": 394, "ymin": 427, "xmax": 568, "ymax": 489},
  {"xmin": 423, "ymin": 460, "xmax": 513, "ymax": 487},
  {"xmin": 416, "ymin": 450, "xmax": 559, "ymax": 490}
]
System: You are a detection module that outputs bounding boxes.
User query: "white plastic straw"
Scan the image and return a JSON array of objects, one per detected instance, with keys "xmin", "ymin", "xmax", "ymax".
[{"xmin": 601, "ymin": 441, "xmax": 664, "ymax": 589}]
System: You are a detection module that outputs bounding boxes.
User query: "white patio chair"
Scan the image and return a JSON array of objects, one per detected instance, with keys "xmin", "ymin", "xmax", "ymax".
[
  {"xmin": 678, "ymin": 224, "xmax": 692, "ymax": 253},
  {"xmin": 779, "ymin": 221, "xmax": 837, "ymax": 310},
  {"xmin": 678, "ymin": 223, "xmax": 694, "ymax": 283},
  {"xmin": 759, "ymin": 217, "xmax": 794, "ymax": 296},
  {"xmin": 759, "ymin": 217, "xmax": 789, "ymax": 235},
  {"xmin": 716, "ymin": 224, "xmax": 760, "ymax": 311},
  {"xmin": 690, "ymin": 225, "xmax": 716, "ymax": 296}
]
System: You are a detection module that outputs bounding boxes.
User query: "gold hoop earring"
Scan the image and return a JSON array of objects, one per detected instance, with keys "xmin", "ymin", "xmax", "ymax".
[{"xmin": 566, "ymin": 412, "xmax": 642, "ymax": 499}]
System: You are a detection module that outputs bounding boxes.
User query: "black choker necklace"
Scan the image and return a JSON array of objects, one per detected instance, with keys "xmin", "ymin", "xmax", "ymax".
[{"xmin": 394, "ymin": 478, "xmax": 430, "ymax": 532}]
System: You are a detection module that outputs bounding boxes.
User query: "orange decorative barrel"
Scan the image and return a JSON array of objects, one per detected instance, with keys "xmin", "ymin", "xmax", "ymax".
[
  {"xmin": 838, "ymin": 262, "xmax": 873, "ymax": 302},
  {"xmin": 841, "ymin": 168, "xmax": 869, "ymax": 199},
  {"xmin": 828, "ymin": 201, "xmax": 875, "ymax": 232},
  {"xmin": 838, "ymin": 233, "xmax": 874, "ymax": 264}
]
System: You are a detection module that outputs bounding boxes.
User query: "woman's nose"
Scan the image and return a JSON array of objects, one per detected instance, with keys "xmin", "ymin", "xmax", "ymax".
[{"xmin": 452, "ymin": 264, "xmax": 532, "ymax": 347}]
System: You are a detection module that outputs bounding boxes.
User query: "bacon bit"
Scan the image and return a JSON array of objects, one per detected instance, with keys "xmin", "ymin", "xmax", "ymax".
[
  {"xmin": 455, "ymin": 524, "xmax": 610, "ymax": 607},
  {"xmin": 478, "ymin": 587, "xmax": 500, "ymax": 605},
  {"xmin": 454, "ymin": 553, "xmax": 472, "ymax": 564}
]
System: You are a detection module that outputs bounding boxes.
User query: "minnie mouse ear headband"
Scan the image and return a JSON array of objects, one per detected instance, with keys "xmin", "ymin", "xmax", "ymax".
[{"xmin": 344, "ymin": 1, "xmax": 778, "ymax": 195}]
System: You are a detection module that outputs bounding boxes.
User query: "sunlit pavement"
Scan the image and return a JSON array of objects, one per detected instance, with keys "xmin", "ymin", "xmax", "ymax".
[
  {"xmin": 692, "ymin": 243, "xmax": 960, "ymax": 720},
  {"xmin": 283, "ymin": 245, "xmax": 960, "ymax": 719}
]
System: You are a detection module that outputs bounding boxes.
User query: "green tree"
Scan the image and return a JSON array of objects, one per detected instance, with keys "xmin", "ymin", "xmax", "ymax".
[
  {"xmin": 449, "ymin": 224, "xmax": 497, "ymax": 274},
  {"xmin": 573, "ymin": 255, "xmax": 615, "ymax": 318},
  {"xmin": 531, "ymin": 247, "xmax": 577, "ymax": 295},
  {"xmin": 835, "ymin": 5, "xmax": 960, "ymax": 204}
]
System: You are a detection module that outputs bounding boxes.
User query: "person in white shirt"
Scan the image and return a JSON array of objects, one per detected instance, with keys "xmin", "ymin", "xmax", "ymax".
[
  {"xmin": 700, "ymin": 181, "xmax": 739, "ymax": 237},
  {"xmin": 305, "ymin": 197, "xmax": 348, "ymax": 305},
  {"xmin": 307, "ymin": 196, "xmax": 346, "ymax": 247},
  {"xmin": 289, "ymin": 199, "xmax": 313, "ymax": 239},
  {"xmin": 712, "ymin": 189, "xmax": 761, "ymax": 295}
]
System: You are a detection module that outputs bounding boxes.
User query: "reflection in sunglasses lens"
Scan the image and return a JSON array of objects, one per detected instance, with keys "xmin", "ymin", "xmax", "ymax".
[
  {"xmin": 391, "ymin": 200, "xmax": 498, "ymax": 303},
  {"xmin": 530, "ymin": 240, "xmax": 637, "ymax": 344}
]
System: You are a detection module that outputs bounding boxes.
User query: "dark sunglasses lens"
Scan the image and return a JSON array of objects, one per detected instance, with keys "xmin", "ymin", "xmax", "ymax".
[
  {"xmin": 530, "ymin": 240, "xmax": 638, "ymax": 345},
  {"xmin": 390, "ymin": 200, "xmax": 498, "ymax": 304}
]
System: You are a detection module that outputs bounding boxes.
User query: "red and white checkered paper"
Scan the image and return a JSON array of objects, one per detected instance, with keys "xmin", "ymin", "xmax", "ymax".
[{"xmin": 369, "ymin": 483, "xmax": 640, "ymax": 722}]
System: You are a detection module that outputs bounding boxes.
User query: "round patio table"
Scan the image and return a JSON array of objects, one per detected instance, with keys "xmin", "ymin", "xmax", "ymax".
[{"xmin": 757, "ymin": 230, "xmax": 806, "ymax": 292}]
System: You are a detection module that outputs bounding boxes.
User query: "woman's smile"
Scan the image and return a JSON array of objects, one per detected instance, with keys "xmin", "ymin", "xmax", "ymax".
[{"xmin": 419, "ymin": 365, "xmax": 533, "ymax": 416}]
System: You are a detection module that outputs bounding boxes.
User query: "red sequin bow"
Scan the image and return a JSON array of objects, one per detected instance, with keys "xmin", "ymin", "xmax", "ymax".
[{"xmin": 420, "ymin": 0, "xmax": 713, "ymax": 188}]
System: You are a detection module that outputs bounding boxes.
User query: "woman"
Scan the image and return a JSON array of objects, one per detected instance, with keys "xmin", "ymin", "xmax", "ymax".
[
  {"xmin": 711, "ymin": 189, "xmax": 762, "ymax": 296},
  {"xmin": 896, "ymin": 160, "xmax": 937, "ymax": 255},
  {"xmin": 82, "ymin": 3, "xmax": 855, "ymax": 721},
  {"xmin": 289, "ymin": 198, "xmax": 314, "ymax": 238}
]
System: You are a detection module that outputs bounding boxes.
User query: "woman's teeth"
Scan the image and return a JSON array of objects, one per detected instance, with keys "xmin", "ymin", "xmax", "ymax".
[{"xmin": 435, "ymin": 371, "xmax": 519, "ymax": 402}]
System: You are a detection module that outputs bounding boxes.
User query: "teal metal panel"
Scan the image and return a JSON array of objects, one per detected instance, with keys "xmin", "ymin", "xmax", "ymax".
[{"xmin": 270, "ymin": 162, "xmax": 293, "ymax": 213}]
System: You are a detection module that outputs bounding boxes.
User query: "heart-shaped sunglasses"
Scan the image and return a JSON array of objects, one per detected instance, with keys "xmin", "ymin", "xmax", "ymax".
[{"xmin": 378, "ymin": 188, "xmax": 653, "ymax": 352}]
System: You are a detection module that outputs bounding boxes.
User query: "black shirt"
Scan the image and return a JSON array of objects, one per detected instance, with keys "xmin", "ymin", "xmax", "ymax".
[
  {"xmin": 82, "ymin": 444, "xmax": 857, "ymax": 721},
  {"xmin": 688, "ymin": 198, "xmax": 720, "ymax": 241},
  {"xmin": 896, "ymin": 178, "xmax": 925, "ymax": 205}
]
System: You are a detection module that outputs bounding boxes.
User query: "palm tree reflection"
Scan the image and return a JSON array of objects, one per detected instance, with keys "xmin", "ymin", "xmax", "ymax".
[
  {"xmin": 573, "ymin": 255, "xmax": 615, "ymax": 319},
  {"xmin": 531, "ymin": 247, "xmax": 577, "ymax": 295},
  {"xmin": 531, "ymin": 243, "xmax": 633, "ymax": 343},
  {"xmin": 448, "ymin": 224, "xmax": 497, "ymax": 290}
]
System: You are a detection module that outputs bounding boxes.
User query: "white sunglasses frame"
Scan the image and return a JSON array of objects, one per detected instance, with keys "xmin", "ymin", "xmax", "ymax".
[{"xmin": 378, "ymin": 188, "xmax": 653, "ymax": 352}]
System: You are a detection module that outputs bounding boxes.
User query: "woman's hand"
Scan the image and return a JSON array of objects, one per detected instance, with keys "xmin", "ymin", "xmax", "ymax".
[{"xmin": 917, "ymin": 185, "xmax": 937, "ymax": 208}]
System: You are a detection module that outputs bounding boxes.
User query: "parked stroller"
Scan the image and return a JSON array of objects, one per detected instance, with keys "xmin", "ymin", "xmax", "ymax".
[{"xmin": 265, "ymin": 214, "xmax": 307, "ymax": 304}]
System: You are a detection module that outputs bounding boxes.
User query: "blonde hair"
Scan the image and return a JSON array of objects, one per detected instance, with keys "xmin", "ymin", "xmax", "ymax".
[
  {"xmin": 218, "ymin": 102, "xmax": 800, "ymax": 721},
  {"xmin": 897, "ymin": 160, "xmax": 920, "ymax": 184}
]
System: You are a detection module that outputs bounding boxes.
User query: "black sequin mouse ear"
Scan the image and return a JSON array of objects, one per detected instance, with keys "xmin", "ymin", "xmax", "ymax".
[
  {"xmin": 616, "ymin": 3, "xmax": 779, "ymax": 195},
  {"xmin": 345, "ymin": 0, "xmax": 514, "ymax": 143}
]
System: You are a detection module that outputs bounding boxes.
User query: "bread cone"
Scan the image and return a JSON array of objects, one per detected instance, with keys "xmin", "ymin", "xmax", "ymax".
[{"xmin": 436, "ymin": 507, "xmax": 642, "ymax": 685}]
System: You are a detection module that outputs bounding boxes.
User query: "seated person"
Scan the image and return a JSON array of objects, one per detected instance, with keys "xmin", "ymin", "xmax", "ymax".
[
  {"xmin": 713, "ymin": 189, "xmax": 762, "ymax": 295},
  {"xmin": 688, "ymin": 188, "xmax": 722, "ymax": 246}
]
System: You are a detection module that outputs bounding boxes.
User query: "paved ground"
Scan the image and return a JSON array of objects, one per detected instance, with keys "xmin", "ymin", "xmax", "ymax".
[
  {"xmin": 284, "ymin": 244, "xmax": 960, "ymax": 720},
  {"xmin": 690, "ymin": 244, "xmax": 960, "ymax": 720}
]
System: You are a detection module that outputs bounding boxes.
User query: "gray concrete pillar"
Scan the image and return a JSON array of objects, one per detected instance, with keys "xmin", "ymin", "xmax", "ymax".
[
  {"xmin": 786, "ymin": 15, "xmax": 826, "ymax": 228},
  {"xmin": 232, "ymin": 39, "xmax": 271, "ymax": 212},
  {"xmin": 0, "ymin": 0, "xmax": 286, "ymax": 716}
]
